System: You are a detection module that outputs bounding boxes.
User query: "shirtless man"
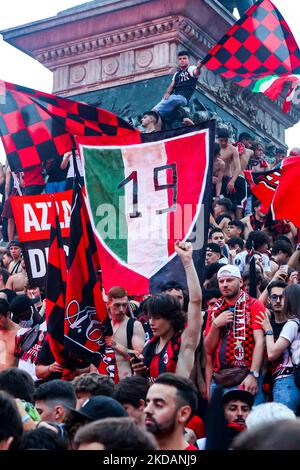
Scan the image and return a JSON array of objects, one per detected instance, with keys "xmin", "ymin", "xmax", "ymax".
[
  {"xmin": 8, "ymin": 240, "xmax": 23, "ymax": 275},
  {"xmin": 237, "ymin": 132, "xmax": 254, "ymax": 173},
  {"xmin": 212, "ymin": 143, "xmax": 225, "ymax": 199},
  {"xmin": 217, "ymin": 129, "xmax": 242, "ymax": 219},
  {"xmin": 247, "ymin": 142, "xmax": 269, "ymax": 172},
  {"xmin": 104, "ymin": 286, "xmax": 145, "ymax": 382},
  {"xmin": 241, "ymin": 200, "xmax": 267, "ymax": 239},
  {"xmin": 6, "ymin": 255, "xmax": 28, "ymax": 293},
  {"xmin": 0, "ymin": 299, "xmax": 19, "ymax": 371}
]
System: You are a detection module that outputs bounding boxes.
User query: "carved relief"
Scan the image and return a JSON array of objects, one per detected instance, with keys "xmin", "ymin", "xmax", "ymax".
[
  {"xmin": 70, "ymin": 65, "xmax": 86, "ymax": 83},
  {"xmin": 136, "ymin": 49, "xmax": 153, "ymax": 69},
  {"xmin": 102, "ymin": 57, "xmax": 119, "ymax": 77}
]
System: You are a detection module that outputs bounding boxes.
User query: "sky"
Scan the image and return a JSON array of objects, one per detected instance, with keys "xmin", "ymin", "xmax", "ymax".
[{"xmin": 0, "ymin": 0, "xmax": 299, "ymax": 162}]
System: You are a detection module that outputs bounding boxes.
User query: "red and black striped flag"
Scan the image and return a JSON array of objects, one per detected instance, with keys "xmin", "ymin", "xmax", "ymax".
[
  {"xmin": 0, "ymin": 80, "xmax": 139, "ymax": 172},
  {"xmin": 45, "ymin": 199, "xmax": 68, "ymax": 365},
  {"xmin": 202, "ymin": 0, "xmax": 300, "ymax": 110},
  {"xmin": 64, "ymin": 182, "xmax": 113, "ymax": 365}
]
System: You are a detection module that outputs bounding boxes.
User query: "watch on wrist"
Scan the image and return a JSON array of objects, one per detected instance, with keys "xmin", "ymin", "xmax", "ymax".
[
  {"xmin": 264, "ymin": 330, "xmax": 274, "ymax": 336},
  {"xmin": 248, "ymin": 370, "xmax": 259, "ymax": 379}
]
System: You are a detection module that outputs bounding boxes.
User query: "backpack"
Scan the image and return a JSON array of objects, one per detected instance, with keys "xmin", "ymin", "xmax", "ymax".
[
  {"xmin": 126, "ymin": 317, "xmax": 136, "ymax": 350},
  {"xmin": 19, "ymin": 325, "xmax": 40, "ymax": 354}
]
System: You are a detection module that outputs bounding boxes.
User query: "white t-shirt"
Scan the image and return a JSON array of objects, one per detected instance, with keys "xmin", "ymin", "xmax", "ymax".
[
  {"xmin": 280, "ymin": 319, "xmax": 300, "ymax": 366},
  {"xmin": 234, "ymin": 250, "xmax": 271, "ymax": 275},
  {"xmin": 67, "ymin": 154, "xmax": 84, "ymax": 179}
]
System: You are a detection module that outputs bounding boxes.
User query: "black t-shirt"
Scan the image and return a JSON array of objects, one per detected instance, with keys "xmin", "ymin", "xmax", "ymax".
[
  {"xmin": 36, "ymin": 340, "xmax": 62, "ymax": 380},
  {"xmin": 215, "ymin": 213, "xmax": 232, "ymax": 224},
  {"xmin": 36, "ymin": 339, "xmax": 90, "ymax": 381},
  {"xmin": 173, "ymin": 68, "xmax": 198, "ymax": 102},
  {"xmin": 270, "ymin": 317, "xmax": 286, "ymax": 339},
  {"xmin": 46, "ymin": 157, "xmax": 68, "ymax": 183}
]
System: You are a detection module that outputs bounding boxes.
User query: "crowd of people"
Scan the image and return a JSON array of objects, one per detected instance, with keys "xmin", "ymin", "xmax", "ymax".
[{"xmin": 1, "ymin": 43, "xmax": 300, "ymax": 452}]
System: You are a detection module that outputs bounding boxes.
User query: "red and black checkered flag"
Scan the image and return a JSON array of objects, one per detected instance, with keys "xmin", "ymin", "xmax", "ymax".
[
  {"xmin": 45, "ymin": 199, "xmax": 68, "ymax": 365},
  {"xmin": 64, "ymin": 181, "xmax": 113, "ymax": 365},
  {"xmin": 202, "ymin": 0, "xmax": 300, "ymax": 110},
  {"xmin": 0, "ymin": 81, "xmax": 140, "ymax": 172},
  {"xmin": 245, "ymin": 155, "xmax": 300, "ymax": 228}
]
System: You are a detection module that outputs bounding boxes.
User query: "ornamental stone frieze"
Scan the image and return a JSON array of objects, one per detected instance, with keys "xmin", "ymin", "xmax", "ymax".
[
  {"xmin": 1, "ymin": 0, "xmax": 299, "ymax": 148},
  {"xmin": 33, "ymin": 15, "xmax": 214, "ymax": 95}
]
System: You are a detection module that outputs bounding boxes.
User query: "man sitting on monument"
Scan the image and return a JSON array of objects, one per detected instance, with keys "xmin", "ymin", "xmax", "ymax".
[
  {"xmin": 153, "ymin": 50, "xmax": 203, "ymax": 127},
  {"xmin": 140, "ymin": 111, "xmax": 161, "ymax": 133}
]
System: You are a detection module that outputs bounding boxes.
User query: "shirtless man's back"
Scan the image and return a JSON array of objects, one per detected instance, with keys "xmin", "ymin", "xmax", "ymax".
[{"xmin": 6, "ymin": 271, "xmax": 28, "ymax": 294}]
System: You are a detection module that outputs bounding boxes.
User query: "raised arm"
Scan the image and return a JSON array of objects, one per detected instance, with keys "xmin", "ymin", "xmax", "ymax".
[
  {"xmin": 227, "ymin": 146, "xmax": 241, "ymax": 192},
  {"xmin": 4, "ymin": 164, "xmax": 11, "ymax": 200},
  {"xmin": 175, "ymin": 240, "xmax": 202, "ymax": 377},
  {"xmin": 193, "ymin": 60, "xmax": 203, "ymax": 77},
  {"xmin": 61, "ymin": 151, "xmax": 71, "ymax": 170}
]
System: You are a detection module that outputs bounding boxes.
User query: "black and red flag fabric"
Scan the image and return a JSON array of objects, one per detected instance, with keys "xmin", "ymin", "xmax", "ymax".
[
  {"xmin": 63, "ymin": 181, "xmax": 113, "ymax": 365},
  {"xmin": 77, "ymin": 121, "xmax": 215, "ymax": 295},
  {"xmin": 202, "ymin": 0, "xmax": 300, "ymax": 111},
  {"xmin": 245, "ymin": 155, "xmax": 300, "ymax": 228},
  {"xmin": 45, "ymin": 199, "xmax": 68, "ymax": 366},
  {"xmin": 0, "ymin": 80, "xmax": 140, "ymax": 172}
]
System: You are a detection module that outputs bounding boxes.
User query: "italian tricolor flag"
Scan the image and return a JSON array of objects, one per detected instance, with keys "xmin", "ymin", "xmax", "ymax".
[
  {"xmin": 79, "ymin": 130, "xmax": 211, "ymax": 294},
  {"xmin": 252, "ymin": 74, "xmax": 300, "ymax": 112}
]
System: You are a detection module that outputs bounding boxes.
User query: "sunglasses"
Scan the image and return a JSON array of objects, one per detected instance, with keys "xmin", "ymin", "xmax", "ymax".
[{"xmin": 270, "ymin": 294, "xmax": 284, "ymax": 302}]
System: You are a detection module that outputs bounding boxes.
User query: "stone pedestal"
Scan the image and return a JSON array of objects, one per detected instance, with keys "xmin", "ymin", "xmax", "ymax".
[{"xmin": 2, "ymin": 0, "xmax": 299, "ymax": 147}]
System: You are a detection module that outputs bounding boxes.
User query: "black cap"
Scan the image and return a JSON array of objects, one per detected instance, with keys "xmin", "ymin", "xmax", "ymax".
[
  {"xmin": 206, "ymin": 242, "xmax": 222, "ymax": 254},
  {"xmin": 8, "ymin": 240, "xmax": 22, "ymax": 248},
  {"xmin": 223, "ymin": 389, "xmax": 254, "ymax": 408},
  {"xmin": 68, "ymin": 396, "xmax": 128, "ymax": 421},
  {"xmin": 160, "ymin": 280, "xmax": 184, "ymax": 292},
  {"xmin": 9, "ymin": 294, "xmax": 39, "ymax": 314}
]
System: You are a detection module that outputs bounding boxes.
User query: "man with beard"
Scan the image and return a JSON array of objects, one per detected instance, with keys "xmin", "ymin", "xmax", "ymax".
[
  {"xmin": 196, "ymin": 388, "xmax": 253, "ymax": 450},
  {"xmin": 204, "ymin": 264, "xmax": 265, "ymax": 402},
  {"xmin": 144, "ymin": 373, "xmax": 198, "ymax": 450},
  {"xmin": 223, "ymin": 389, "xmax": 253, "ymax": 428}
]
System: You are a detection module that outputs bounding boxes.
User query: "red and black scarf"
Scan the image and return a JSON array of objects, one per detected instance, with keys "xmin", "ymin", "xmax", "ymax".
[{"xmin": 209, "ymin": 292, "xmax": 255, "ymax": 370}]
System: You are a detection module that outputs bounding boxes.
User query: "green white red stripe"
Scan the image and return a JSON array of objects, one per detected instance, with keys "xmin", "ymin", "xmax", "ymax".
[{"xmin": 80, "ymin": 131, "xmax": 208, "ymax": 278}]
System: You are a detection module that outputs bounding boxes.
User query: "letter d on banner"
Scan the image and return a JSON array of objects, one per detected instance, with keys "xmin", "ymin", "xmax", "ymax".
[{"xmin": 28, "ymin": 249, "xmax": 47, "ymax": 278}]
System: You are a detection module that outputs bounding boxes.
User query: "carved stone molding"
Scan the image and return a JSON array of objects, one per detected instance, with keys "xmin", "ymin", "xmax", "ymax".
[{"xmin": 35, "ymin": 15, "xmax": 213, "ymax": 70}]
